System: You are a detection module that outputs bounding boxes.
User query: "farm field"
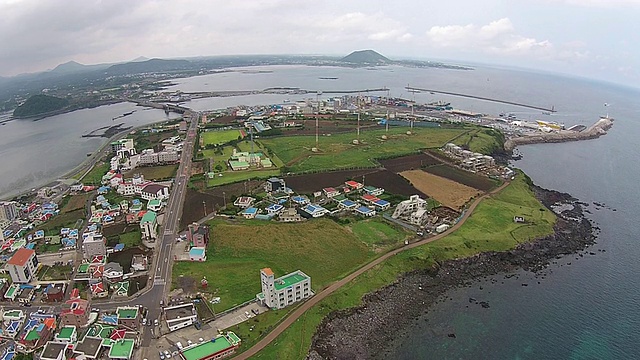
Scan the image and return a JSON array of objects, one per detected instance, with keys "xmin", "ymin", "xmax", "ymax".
[
  {"xmin": 201, "ymin": 129, "xmax": 244, "ymax": 146},
  {"xmin": 206, "ymin": 168, "xmax": 280, "ymax": 187},
  {"xmin": 61, "ymin": 193, "xmax": 90, "ymax": 213},
  {"xmin": 259, "ymin": 127, "xmax": 467, "ymax": 173},
  {"xmin": 424, "ymin": 164, "xmax": 500, "ymax": 191},
  {"xmin": 379, "ymin": 153, "xmax": 442, "ymax": 173},
  {"xmin": 172, "ymin": 218, "xmax": 375, "ymax": 312},
  {"xmin": 400, "ymin": 170, "xmax": 482, "ymax": 210},
  {"xmin": 82, "ymin": 163, "xmax": 110, "ymax": 185},
  {"xmin": 126, "ymin": 164, "xmax": 178, "ymax": 180}
]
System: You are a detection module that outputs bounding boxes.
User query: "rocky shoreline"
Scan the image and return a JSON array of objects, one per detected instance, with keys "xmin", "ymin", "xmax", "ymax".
[{"xmin": 308, "ymin": 184, "xmax": 596, "ymax": 360}]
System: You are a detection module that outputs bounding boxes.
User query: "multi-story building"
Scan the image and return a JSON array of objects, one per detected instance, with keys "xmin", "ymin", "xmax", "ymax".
[
  {"xmin": 139, "ymin": 149, "xmax": 159, "ymax": 165},
  {"xmin": 392, "ymin": 195, "xmax": 427, "ymax": 220},
  {"xmin": 258, "ymin": 268, "xmax": 313, "ymax": 310},
  {"xmin": 116, "ymin": 306, "xmax": 140, "ymax": 330},
  {"xmin": 0, "ymin": 201, "xmax": 18, "ymax": 221},
  {"xmin": 7, "ymin": 248, "xmax": 38, "ymax": 283},
  {"xmin": 140, "ymin": 184, "xmax": 169, "ymax": 201},
  {"xmin": 82, "ymin": 234, "xmax": 106, "ymax": 260},
  {"xmin": 110, "ymin": 139, "xmax": 135, "ymax": 154},
  {"xmin": 140, "ymin": 211, "xmax": 158, "ymax": 240},
  {"xmin": 187, "ymin": 223, "xmax": 209, "ymax": 248},
  {"xmin": 164, "ymin": 303, "xmax": 197, "ymax": 332},
  {"xmin": 157, "ymin": 150, "xmax": 179, "ymax": 163},
  {"xmin": 264, "ymin": 177, "xmax": 286, "ymax": 193}
]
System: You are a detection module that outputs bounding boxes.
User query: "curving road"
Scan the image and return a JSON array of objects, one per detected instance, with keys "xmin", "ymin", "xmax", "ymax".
[{"xmin": 234, "ymin": 181, "xmax": 510, "ymax": 359}]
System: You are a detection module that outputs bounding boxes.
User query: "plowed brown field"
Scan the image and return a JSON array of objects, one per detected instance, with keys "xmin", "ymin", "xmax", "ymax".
[{"xmin": 399, "ymin": 170, "xmax": 482, "ymax": 210}]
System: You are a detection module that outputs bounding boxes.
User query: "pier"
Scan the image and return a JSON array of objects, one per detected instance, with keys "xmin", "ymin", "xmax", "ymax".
[
  {"xmin": 504, "ymin": 116, "xmax": 614, "ymax": 151},
  {"xmin": 405, "ymin": 86, "xmax": 556, "ymax": 113}
]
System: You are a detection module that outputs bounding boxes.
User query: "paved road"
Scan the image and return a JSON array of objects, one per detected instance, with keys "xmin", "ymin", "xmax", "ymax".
[
  {"xmin": 92, "ymin": 111, "xmax": 200, "ymax": 347},
  {"xmin": 234, "ymin": 181, "xmax": 510, "ymax": 359}
]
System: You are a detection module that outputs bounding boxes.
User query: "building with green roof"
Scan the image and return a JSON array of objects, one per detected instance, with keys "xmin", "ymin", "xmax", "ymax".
[
  {"xmin": 140, "ymin": 210, "xmax": 157, "ymax": 240},
  {"xmin": 258, "ymin": 268, "xmax": 313, "ymax": 310},
  {"xmin": 179, "ymin": 332, "xmax": 240, "ymax": 360}
]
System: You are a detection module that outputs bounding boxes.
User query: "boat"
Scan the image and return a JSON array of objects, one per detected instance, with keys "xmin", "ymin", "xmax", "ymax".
[
  {"xmin": 86, "ymin": 153, "xmax": 92, "ymax": 157},
  {"xmin": 319, "ymin": 77, "xmax": 338, "ymax": 80}
]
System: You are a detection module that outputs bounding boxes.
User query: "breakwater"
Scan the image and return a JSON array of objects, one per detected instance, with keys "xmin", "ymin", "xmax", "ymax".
[{"xmin": 504, "ymin": 116, "xmax": 614, "ymax": 151}]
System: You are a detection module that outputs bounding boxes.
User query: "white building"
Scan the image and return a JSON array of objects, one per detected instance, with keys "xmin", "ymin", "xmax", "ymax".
[
  {"xmin": 110, "ymin": 138, "xmax": 135, "ymax": 154},
  {"xmin": 6, "ymin": 248, "xmax": 38, "ymax": 284},
  {"xmin": 140, "ymin": 211, "xmax": 158, "ymax": 240},
  {"xmin": 157, "ymin": 150, "xmax": 179, "ymax": 163},
  {"xmin": 258, "ymin": 268, "xmax": 313, "ymax": 310},
  {"xmin": 139, "ymin": 149, "xmax": 159, "ymax": 165},
  {"xmin": 140, "ymin": 184, "xmax": 170, "ymax": 201},
  {"xmin": 82, "ymin": 233, "xmax": 106, "ymax": 259},
  {"xmin": 392, "ymin": 195, "xmax": 427, "ymax": 220},
  {"xmin": 164, "ymin": 303, "xmax": 198, "ymax": 332}
]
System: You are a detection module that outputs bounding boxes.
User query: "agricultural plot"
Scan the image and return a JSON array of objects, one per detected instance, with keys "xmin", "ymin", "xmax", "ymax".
[
  {"xmin": 126, "ymin": 164, "xmax": 178, "ymax": 180},
  {"xmin": 259, "ymin": 127, "xmax": 467, "ymax": 173},
  {"xmin": 400, "ymin": 170, "xmax": 482, "ymax": 210},
  {"xmin": 379, "ymin": 153, "xmax": 443, "ymax": 173},
  {"xmin": 423, "ymin": 164, "xmax": 499, "ymax": 191}
]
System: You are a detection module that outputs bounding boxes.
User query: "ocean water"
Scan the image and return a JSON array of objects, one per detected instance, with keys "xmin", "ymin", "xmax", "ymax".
[
  {"xmin": 1, "ymin": 64, "xmax": 638, "ymax": 358},
  {"xmin": 0, "ymin": 102, "xmax": 179, "ymax": 199}
]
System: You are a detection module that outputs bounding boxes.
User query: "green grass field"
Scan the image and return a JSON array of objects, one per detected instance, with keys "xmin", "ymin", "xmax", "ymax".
[
  {"xmin": 453, "ymin": 128, "xmax": 505, "ymax": 155},
  {"xmin": 259, "ymin": 127, "xmax": 467, "ymax": 173},
  {"xmin": 82, "ymin": 163, "xmax": 110, "ymax": 185},
  {"xmin": 201, "ymin": 129, "xmax": 243, "ymax": 146},
  {"xmin": 119, "ymin": 230, "xmax": 142, "ymax": 248},
  {"xmin": 172, "ymin": 218, "xmax": 409, "ymax": 312},
  {"xmin": 206, "ymin": 169, "xmax": 280, "ymax": 187},
  {"xmin": 249, "ymin": 174, "xmax": 557, "ymax": 359},
  {"xmin": 125, "ymin": 164, "xmax": 178, "ymax": 180}
]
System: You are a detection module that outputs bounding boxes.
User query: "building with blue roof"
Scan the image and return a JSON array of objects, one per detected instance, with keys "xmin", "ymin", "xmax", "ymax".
[
  {"xmin": 265, "ymin": 204, "xmax": 284, "ymax": 215},
  {"xmin": 241, "ymin": 207, "xmax": 258, "ymax": 219},
  {"xmin": 338, "ymin": 199, "xmax": 358, "ymax": 210},
  {"xmin": 355, "ymin": 206, "xmax": 376, "ymax": 217},
  {"xmin": 300, "ymin": 204, "xmax": 329, "ymax": 218},
  {"xmin": 291, "ymin": 196, "xmax": 309, "ymax": 206},
  {"xmin": 373, "ymin": 199, "xmax": 391, "ymax": 210}
]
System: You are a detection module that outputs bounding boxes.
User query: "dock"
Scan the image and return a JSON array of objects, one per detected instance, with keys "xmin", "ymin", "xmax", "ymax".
[{"xmin": 504, "ymin": 117, "xmax": 614, "ymax": 151}]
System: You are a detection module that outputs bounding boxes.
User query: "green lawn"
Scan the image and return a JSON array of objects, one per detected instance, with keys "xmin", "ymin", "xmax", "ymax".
[
  {"xmin": 82, "ymin": 163, "xmax": 110, "ymax": 185},
  {"xmin": 250, "ymin": 173, "xmax": 557, "ymax": 359},
  {"xmin": 172, "ymin": 218, "xmax": 397, "ymax": 312},
  {"xmin": 203, "ymin": 147, "xmax": 236, "ymax": 172},
  {"xmin": 119, "ymin": 230, "xmax": 142, "ymax": 248},
  {"xmin": 350, "ymin": 219, "xmax": 408, "ymax": 249},
  {"xmin": 37, "ymin": 209, "xmax": 84, "ymax": 235},
  {"xmin": 259, "ymin": 127, "xmax": 467, "ymax": 173},
  {"xmin": 206, "ymin": 169, "xmax": 280, "ymax": 187},
  {"xmin": 201, "ymin": 129, "xmax": 243, "ymax": 146}
]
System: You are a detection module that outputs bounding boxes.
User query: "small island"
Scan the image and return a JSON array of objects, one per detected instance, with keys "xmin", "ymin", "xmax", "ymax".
[{"xmin": 12, "ymin": 94, "xmax": 70, "ymax": 118}]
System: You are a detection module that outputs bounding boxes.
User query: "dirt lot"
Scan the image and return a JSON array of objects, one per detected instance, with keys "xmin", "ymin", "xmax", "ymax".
[
  {"xmin": 209, "ymin": 115, "xmax": 237, "ymax": 125},
  {"xmin": 423, "ymin": 164, "xmax": 498, "ymax": 191},
  {"xmin": 379, "ymin": 154, "xmax": 443, "ymax": 173},
  {"xmin": 400, "ymin": 170, "xmax": 482, "ymax": 210},
  {"xmin": 62, "ymin": 193, "xmax": 90, "ymax": 213}
]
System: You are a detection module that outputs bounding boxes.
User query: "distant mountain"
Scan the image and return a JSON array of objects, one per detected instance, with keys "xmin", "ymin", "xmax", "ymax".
[
  {"xmin": 50, "ymin": 60, "xmax": 111, "ymax": 75},
  {"xmin": 13, "ymin": 94, "xmax": 69, "ymax": 118},
  {"xmin": 130, "ymin": 56, "xmax": 149, "ymax": 62},
  {"xmin": 340, "ymin": 50, "xmax": 390, "ymax": 65},
  {"xmin": 104, "ymin": 58, "xmax": 193, "ymax": 75}
]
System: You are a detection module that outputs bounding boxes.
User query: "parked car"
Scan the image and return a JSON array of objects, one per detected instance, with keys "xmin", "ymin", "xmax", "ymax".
[
  {"xmin": 159, "ymin": 351, "xmax": 165, "ymax": 360},
  {"xmin": 154, "ymin": 319, "xmax": 159, "ymax": 326}
]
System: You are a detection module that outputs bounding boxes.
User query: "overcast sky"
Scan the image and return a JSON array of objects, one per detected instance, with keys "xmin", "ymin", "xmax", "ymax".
[{"xmin": 1, "ymin": 0, "xmax": 638, "ymax": 87}]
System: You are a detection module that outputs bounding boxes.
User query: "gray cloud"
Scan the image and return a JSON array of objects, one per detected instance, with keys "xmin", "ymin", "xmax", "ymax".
[{"xmin": 0, "ymin": 0, "xmax": 637, "ymax": 86}]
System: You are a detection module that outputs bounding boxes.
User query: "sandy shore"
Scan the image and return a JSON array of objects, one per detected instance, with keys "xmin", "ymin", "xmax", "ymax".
[{"xmin": 308, "ymin": 184, "xmax": 596, "ymax": 360}]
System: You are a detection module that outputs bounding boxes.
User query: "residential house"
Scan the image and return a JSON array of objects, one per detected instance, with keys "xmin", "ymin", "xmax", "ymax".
[
  {"xmin": 241, "ymin": 207, "xmax": 258, "ymax": 219},
  {"xmin": 299, "ymin": 204, "xmax": 329, "ymax": 218},
  {"xmin": 40, "ymin": 341, "xmax": 69, "ymax": 360},
  {"xmin": 355, "ymin": 206, "xmax": 376, "ymax": 217},
  {"xmin": 131, "ymin": 255, "xmax": 148, "ymax": 272},
  {"xmin": 60, "ymin": 296, "xmax": 89, "ymax": 328},
  {"xmin": 265, "ymin": 204, "xmax": 284, "ymax": 215},
  {"xmin": 264, "ymin": 177, "xmax": 286, "ymax": 193},
  {"xmin": 322, "ymin": 187, "xmax": 340, "ymax": 198},
  {"xmin": 233, "ymin": 197, "xmax": 255, "ymax": 209},
  {"xmin": 278, "ymin": 208, "xmax": 302, "ymax": 222},
  {"xmin": 43, "ymin": 283, "xmax": 66, "ymax": 303},
  {"xmin": 363, "ymin": 185, "xmax": 384, "ymax": 196},
  {"xmin": 187, "ymin": 223, "xmax": 209, "ymax": 248},
  {"xmin": 82, "ymin": 234, "xmax": 106, "ymax": 260},
  {"xmin": 103, "ymin": 263, "xmax": 124, "ymax": 283},
  {"xmin": 116, "ymin": 307, "xmax": 140, "ymax": 330}
]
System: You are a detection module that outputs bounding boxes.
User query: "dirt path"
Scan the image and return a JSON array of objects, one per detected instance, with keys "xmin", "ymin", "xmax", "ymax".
[{"xmin": 233, "ymin": 180, "xmax": 511, "ymax": 359}]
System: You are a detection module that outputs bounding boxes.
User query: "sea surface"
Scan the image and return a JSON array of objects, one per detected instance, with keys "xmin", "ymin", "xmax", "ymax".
[
  {"xmin": 0, "ymin": 103, "xmax": 179, "ymax": 199},
  {"xmin": 1, "ymin": 64, "xmax": 638, "ymax": 358}
]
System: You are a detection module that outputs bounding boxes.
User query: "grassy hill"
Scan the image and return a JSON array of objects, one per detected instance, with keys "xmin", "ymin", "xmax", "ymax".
[{"xmin": 13, "ymin": 94, "xmax": 69, "ymax": 118}]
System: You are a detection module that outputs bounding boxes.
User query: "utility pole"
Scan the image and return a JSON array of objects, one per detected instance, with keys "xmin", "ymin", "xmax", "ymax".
[
  {"xmin": 203, "ymin": 201, "xmax": 207, "ymax": 217},
  {"xmin": 222, "ymin": 191, "xmax": 226, "ymax": 209}
]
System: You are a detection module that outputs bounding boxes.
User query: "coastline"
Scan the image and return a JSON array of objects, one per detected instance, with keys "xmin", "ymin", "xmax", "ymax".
[{"xmin": 308, "ymin": 183, "xmax": 596, "ymax": 359}]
